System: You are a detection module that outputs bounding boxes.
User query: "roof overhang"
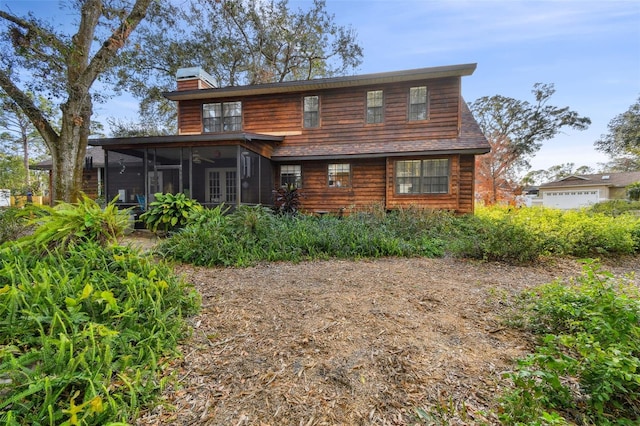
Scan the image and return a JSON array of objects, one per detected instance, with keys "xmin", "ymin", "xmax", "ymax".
[
  {"xmin": 89, "ymin": 132, "xmax": 284, "ymax": 147},
  {"xmin": 164, "ymin": 63, "xmax": 477, "ymax": 101},
  {"xmin": 271, "ymin": 147, "xmax": 491, "ymax": 162}
]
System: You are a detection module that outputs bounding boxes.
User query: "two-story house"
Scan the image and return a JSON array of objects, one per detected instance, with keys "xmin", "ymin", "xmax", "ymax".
[{"xmin": 90, "ymin": 63, "xmax": 490, "ymax": 214}]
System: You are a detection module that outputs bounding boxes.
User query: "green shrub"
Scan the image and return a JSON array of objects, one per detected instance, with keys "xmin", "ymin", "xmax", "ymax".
[
  {"xmin": 588, "ymin": 199, "xmax": 640, "ymax": 216},
  {"xmin": 139, "ymin": 192, "xmax": 202, "ymax": 233},
  {"xmin": 14, "ymin": 194, "xmax": 129, "ymax": 251},
  {"xmin": 0, "ymin": 241, "xmax": 200, "ymax": 425},
  {"xmin": 447, "ymin": 214, "xmax": 543, "ymax": 264},
  {"xmin": 500, "ymin": 261, "xmax": 640, "ymax": 424},
  {"xmin": 0, "ymin": 207, "xmax": 33, "ymax": 244}
]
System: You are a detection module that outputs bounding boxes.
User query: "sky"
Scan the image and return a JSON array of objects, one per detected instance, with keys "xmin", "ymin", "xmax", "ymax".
[{"xmin": 4, "ymin": 0, "xmax": 640, "ymax": 173}]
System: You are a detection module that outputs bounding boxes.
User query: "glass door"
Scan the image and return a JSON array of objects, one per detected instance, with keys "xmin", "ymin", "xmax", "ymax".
[{"xmin": 206, "ymin": 168, "xmax": 237, "ymax": 204}]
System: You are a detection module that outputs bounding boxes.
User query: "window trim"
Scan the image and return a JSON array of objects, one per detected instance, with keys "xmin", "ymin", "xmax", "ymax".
[
  {"xmin": 303, "ymin": 95, "xmax": 320, "ymax": 128},
  {"xmin": 395, "ymin": 158, "xmax": 449, "ymax": 195},
  {"xmin": 366, "ymin": 90, "xmax": 384, "ymax": 124},
  {"xmin": 328, "ymin": 163, "xmax": 351, "ymax": 188},
  {"xmin": 280, "ymin": 164, "xmax": 302, "ymax": 188},
  {"xmin": 202, "ymin": 101, "xmax": 242, "ymax": 132},
  {"xmin": 408, "ymin": 86, "xmax": 428, "ymax": 121}
]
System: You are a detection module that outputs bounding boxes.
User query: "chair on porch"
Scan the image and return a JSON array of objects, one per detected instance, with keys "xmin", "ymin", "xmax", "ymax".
[{"xmin": 136, "ymin": 194, "xmax": 146, "ymax": 210}]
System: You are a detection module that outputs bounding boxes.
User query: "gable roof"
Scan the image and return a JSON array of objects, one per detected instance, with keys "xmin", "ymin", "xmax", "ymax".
[
  {"xmin": 164, "ymin": 63, "xmax": 477, "ymax": 101},
  {"xmin": 539, "ymin": 172, "xmax": 640, "ymax": 189}
]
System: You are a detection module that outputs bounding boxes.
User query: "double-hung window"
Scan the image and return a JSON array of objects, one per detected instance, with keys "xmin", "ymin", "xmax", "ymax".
[
  {"xmin": 408, "ymin": 86, "xmax": 428, "ymax": 121},
  {"xmin": 328, "ymin": 163, "xmax": 351, "ymax": 188},
  {"xmin": 280, "ymin": 165, "xmax": 302, "ymax": 188},
  {"xmin": 395, "ymin": 159, "xmax": 449, "ymax": 194},
  {"xmin": 303, "ymin": 96, "xmax": 319, "ymax": 128},
  {"xmin": 366, "ymin": 90, "xmax": 383, "ymax": 124},
  {"xmin": 203, "ymin": 101, "xmax": 242, "ymax": 132}
]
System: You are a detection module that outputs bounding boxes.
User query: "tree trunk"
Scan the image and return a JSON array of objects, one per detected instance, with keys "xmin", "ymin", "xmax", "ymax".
[{"xmin": 50, "ymin": 95, "xmax": 93, "ymax": 203}]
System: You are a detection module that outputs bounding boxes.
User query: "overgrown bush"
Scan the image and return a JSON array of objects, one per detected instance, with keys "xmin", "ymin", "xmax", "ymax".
[
  {"xmin": 500, "ymin": 261, "xmax": 640, "ymax": 424},
  {"xmin": 447, "ymin": 214, "xmax": 544, "ymax": 264},
  {"xmin": 0, "ymin": 207, "xmax": 33, "ymax": 244},
  {"xmin": 14, "ymin": 194, "xmax": 130, "ymax": 251},
  {"xmin": 588, "ymin": 199, "xmax": 640, "ymax": 216},
  {"xmin": 0, "ymin": 201, "xmax": 200, "ymax": 425},
  {"xmin": 476, "ymin": 206, "xmax": 639, "ymax": 257},
  {"xmin": 139, "ymin": 192, "xmax": 202, "ymax": 233},
  {"xmin": 158, "ymin": 206, "xmax": 447, "ymax": 267}
]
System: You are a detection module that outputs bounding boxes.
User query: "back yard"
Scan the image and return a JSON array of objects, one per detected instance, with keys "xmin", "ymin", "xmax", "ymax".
[{"xmin": 135, "ymin": 256, "xmax": 639, "ymax": 425}]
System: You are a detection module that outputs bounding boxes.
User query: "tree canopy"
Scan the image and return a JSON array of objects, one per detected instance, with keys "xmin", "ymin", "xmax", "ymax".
[
  {"xmin": 470, "ymin": 83, "xmax": 591, "ymax": 204},
  {"xmin": 595, "ymin": 96, "xmax": 640, "ymax": 172},
  {"xmin": 0, "ymin": 0, "xmax": 154, "ymax": 202},
  {"xmin": 115, "ymin": 0, "xmax": 363, "ymax": 132}
]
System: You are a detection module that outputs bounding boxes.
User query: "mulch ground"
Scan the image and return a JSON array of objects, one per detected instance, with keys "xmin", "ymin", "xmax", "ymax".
[{"xmin": 129, "ymin": 250, "xmax": 638, "ymax": 426}]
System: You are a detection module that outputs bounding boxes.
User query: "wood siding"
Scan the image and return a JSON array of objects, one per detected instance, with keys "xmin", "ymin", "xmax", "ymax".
[
  {"xmin": 277, "ymin": 154, "xmax": 475, "ymax": 215},
  {"xmin": 171, "ymin": 75, "xmax": 478, "ymax": 213},
  {"xmin": 178, "ymin": 77, "xmax": 462, "ymax": 143}
]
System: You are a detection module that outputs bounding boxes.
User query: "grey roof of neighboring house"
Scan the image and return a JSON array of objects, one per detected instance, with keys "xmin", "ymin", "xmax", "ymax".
[
  {"xmin": 164, "ymin": 63, "xmax": 478, "ymax": 101},
  {"xmin": 539, "ymin": 172, "xmax": 640, "ymax": 189},
  {"xmin": 33, "ymin": 146, "xmax": 106, "ymax": 170}
]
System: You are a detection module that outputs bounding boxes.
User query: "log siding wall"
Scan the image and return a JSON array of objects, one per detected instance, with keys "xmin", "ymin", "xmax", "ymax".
[{"xmin": 175, "ymin": 75, "xmax": 477, "ymax": 214}]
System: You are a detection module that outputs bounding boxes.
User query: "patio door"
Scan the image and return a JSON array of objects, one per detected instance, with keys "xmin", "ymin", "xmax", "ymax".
[{"xmin": 205, "ymin": 168, "xmax": 237, "ymax": 204}]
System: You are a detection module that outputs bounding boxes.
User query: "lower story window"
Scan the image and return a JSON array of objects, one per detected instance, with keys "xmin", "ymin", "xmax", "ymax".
[
  {"xmin": 280, "ymin": 165, "xmax": 302, "ymax": 188},
  {"xmin": 328, "ymin": 163, "xmax": 351, "ymax": 187},
  {"xmin": 395, "ymin": 158, "xmax": 449, "ymax": 194}
]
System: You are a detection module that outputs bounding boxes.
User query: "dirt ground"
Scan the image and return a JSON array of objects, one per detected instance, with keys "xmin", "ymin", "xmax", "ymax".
[{"xmin": 127, "ymin": 232, "xmax": 639, "ymax": 425}]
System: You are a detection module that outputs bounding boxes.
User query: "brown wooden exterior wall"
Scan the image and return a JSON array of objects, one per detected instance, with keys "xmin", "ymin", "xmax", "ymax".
[
  {"xmin": 177, "ymin": 77, "xmax": 462, "ymax": 142},
  {"xmin": 172, "ymin": 75, "xmax": 478, "ymax": 214},
  {"xmin": 277, "ymin": 154, "xmax": 476, "ymax": 215}
]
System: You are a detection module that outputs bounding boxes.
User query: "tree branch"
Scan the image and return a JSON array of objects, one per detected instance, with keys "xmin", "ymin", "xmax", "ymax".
[{"xmin": 0, "ymin": 69, "xmax": 59, "ymax": 147}]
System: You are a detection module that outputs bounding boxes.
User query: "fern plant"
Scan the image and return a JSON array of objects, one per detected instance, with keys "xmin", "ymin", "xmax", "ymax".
[
  {"xmin": 11, "ymin": 193, "xmax": 129, "ymax": 250},
  {"xmin": 139, "ymin": 192, "xmax": 202, "ymax": 233}
]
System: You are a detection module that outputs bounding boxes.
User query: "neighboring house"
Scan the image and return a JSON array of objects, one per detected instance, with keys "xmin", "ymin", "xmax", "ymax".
[
  {"xmin": 90, "ymin": 63, "xmax": 490, "ymax": 214},
  {"xmin": 33, "ymin": 146, "xmax": 106, "ymax": 203},
  {"xmin": 535, "ymin": 172, "xmax": 640, "ymax": 209}
]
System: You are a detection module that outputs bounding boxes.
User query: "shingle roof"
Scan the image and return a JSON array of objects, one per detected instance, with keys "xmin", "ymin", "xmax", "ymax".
[
  {"xmin": 270, "ymin": 100, "xmax": 490, "ymax": 160},
  {"xmin": 539, "ymin": 172, "xmax": 640, "ymax": 188}
]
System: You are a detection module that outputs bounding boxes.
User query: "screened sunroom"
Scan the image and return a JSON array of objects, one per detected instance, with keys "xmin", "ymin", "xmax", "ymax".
[{"xmin": 91, "ymin": 134, "xmax": 281, "ymax": 212}]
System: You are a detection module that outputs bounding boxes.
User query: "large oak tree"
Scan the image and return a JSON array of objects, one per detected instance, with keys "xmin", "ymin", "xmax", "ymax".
[
  {"xmin": 115, "ymin": 0, "xmax": 363, "ymax": 132},
  {"xmin": 0, "ymin": 0, "xmax": 154, "ymax": 202},
  {"xmin": 470, "ymin": 83, "xmax": 591, "ymax": 204}
]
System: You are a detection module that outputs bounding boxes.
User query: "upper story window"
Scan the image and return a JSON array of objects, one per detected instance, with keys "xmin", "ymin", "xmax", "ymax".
[
  {"xmin": 366, "ymin": 90, "xmax": 384, "ymax": 124},
  {"xmin": 395, "ymin": 158, "xmax": 449, "ymax": 194},
  {"xmin": 280, "ymin": 165, "xmax": 302, "ymax": 188},
  {"xmin": 408, "ymin": 86, "xmax": 428, "ymax": 121},
  {"xmin": 303, "ymin": 96, "xmax": 319, "ymax": 128},
  {"xmin": 328, "ymin": 163, "xmax": 351, "ymax": 187},
  {"xmin": 203, "ymin": 101, "xmax": 242, "ymax": 132}
]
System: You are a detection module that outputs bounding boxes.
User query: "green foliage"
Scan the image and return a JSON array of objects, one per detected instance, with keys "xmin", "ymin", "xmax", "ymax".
[
  {"xmin": 139, "ymin": 192, "xmax": 202, "ymax": 233},
  {"xmin": 15, "ymin": 194, "xmax": 129, "ymax": 251},
  {"xmin": 273, "ymin": 184, "xmax": 302, "ymax": 216},
  {"xmin": 473, "ymin": 206, "xmax": 639, "ymax": 258},
  {"xmin": 0, "ymin": 207, "xmax": 33, "ymax": 244},
  {"xmin": 588, "ymin": 199, "xmax": 640, "ymax": 216},
  {"xmin": 500, "ymin": 261, "xmax": 640, "ymax": 424},
  {"xmin": 0, "ymin": 241, "xmax": 200, "ymax": 425},
  {"xmin": 627, "ymin": 182, "xmax": 640, "ymax": 201},
  {"xmin": 158, "ymin": 205, "xmax": 450, "ymax": 267},
  {"xmin": 447, "ymin": 213, "xmax": 543, "ymax": 264}
]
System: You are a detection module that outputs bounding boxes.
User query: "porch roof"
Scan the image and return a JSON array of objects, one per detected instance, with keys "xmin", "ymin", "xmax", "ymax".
[{"xmin": 89, "ymin": 132, "xmax": 284, "ymax": 147}]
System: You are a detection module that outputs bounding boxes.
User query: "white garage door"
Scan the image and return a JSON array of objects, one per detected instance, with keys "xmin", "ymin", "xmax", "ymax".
[{"xmin": 543, "ymin": 190, "xmax": 599, "ymax": 209}]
